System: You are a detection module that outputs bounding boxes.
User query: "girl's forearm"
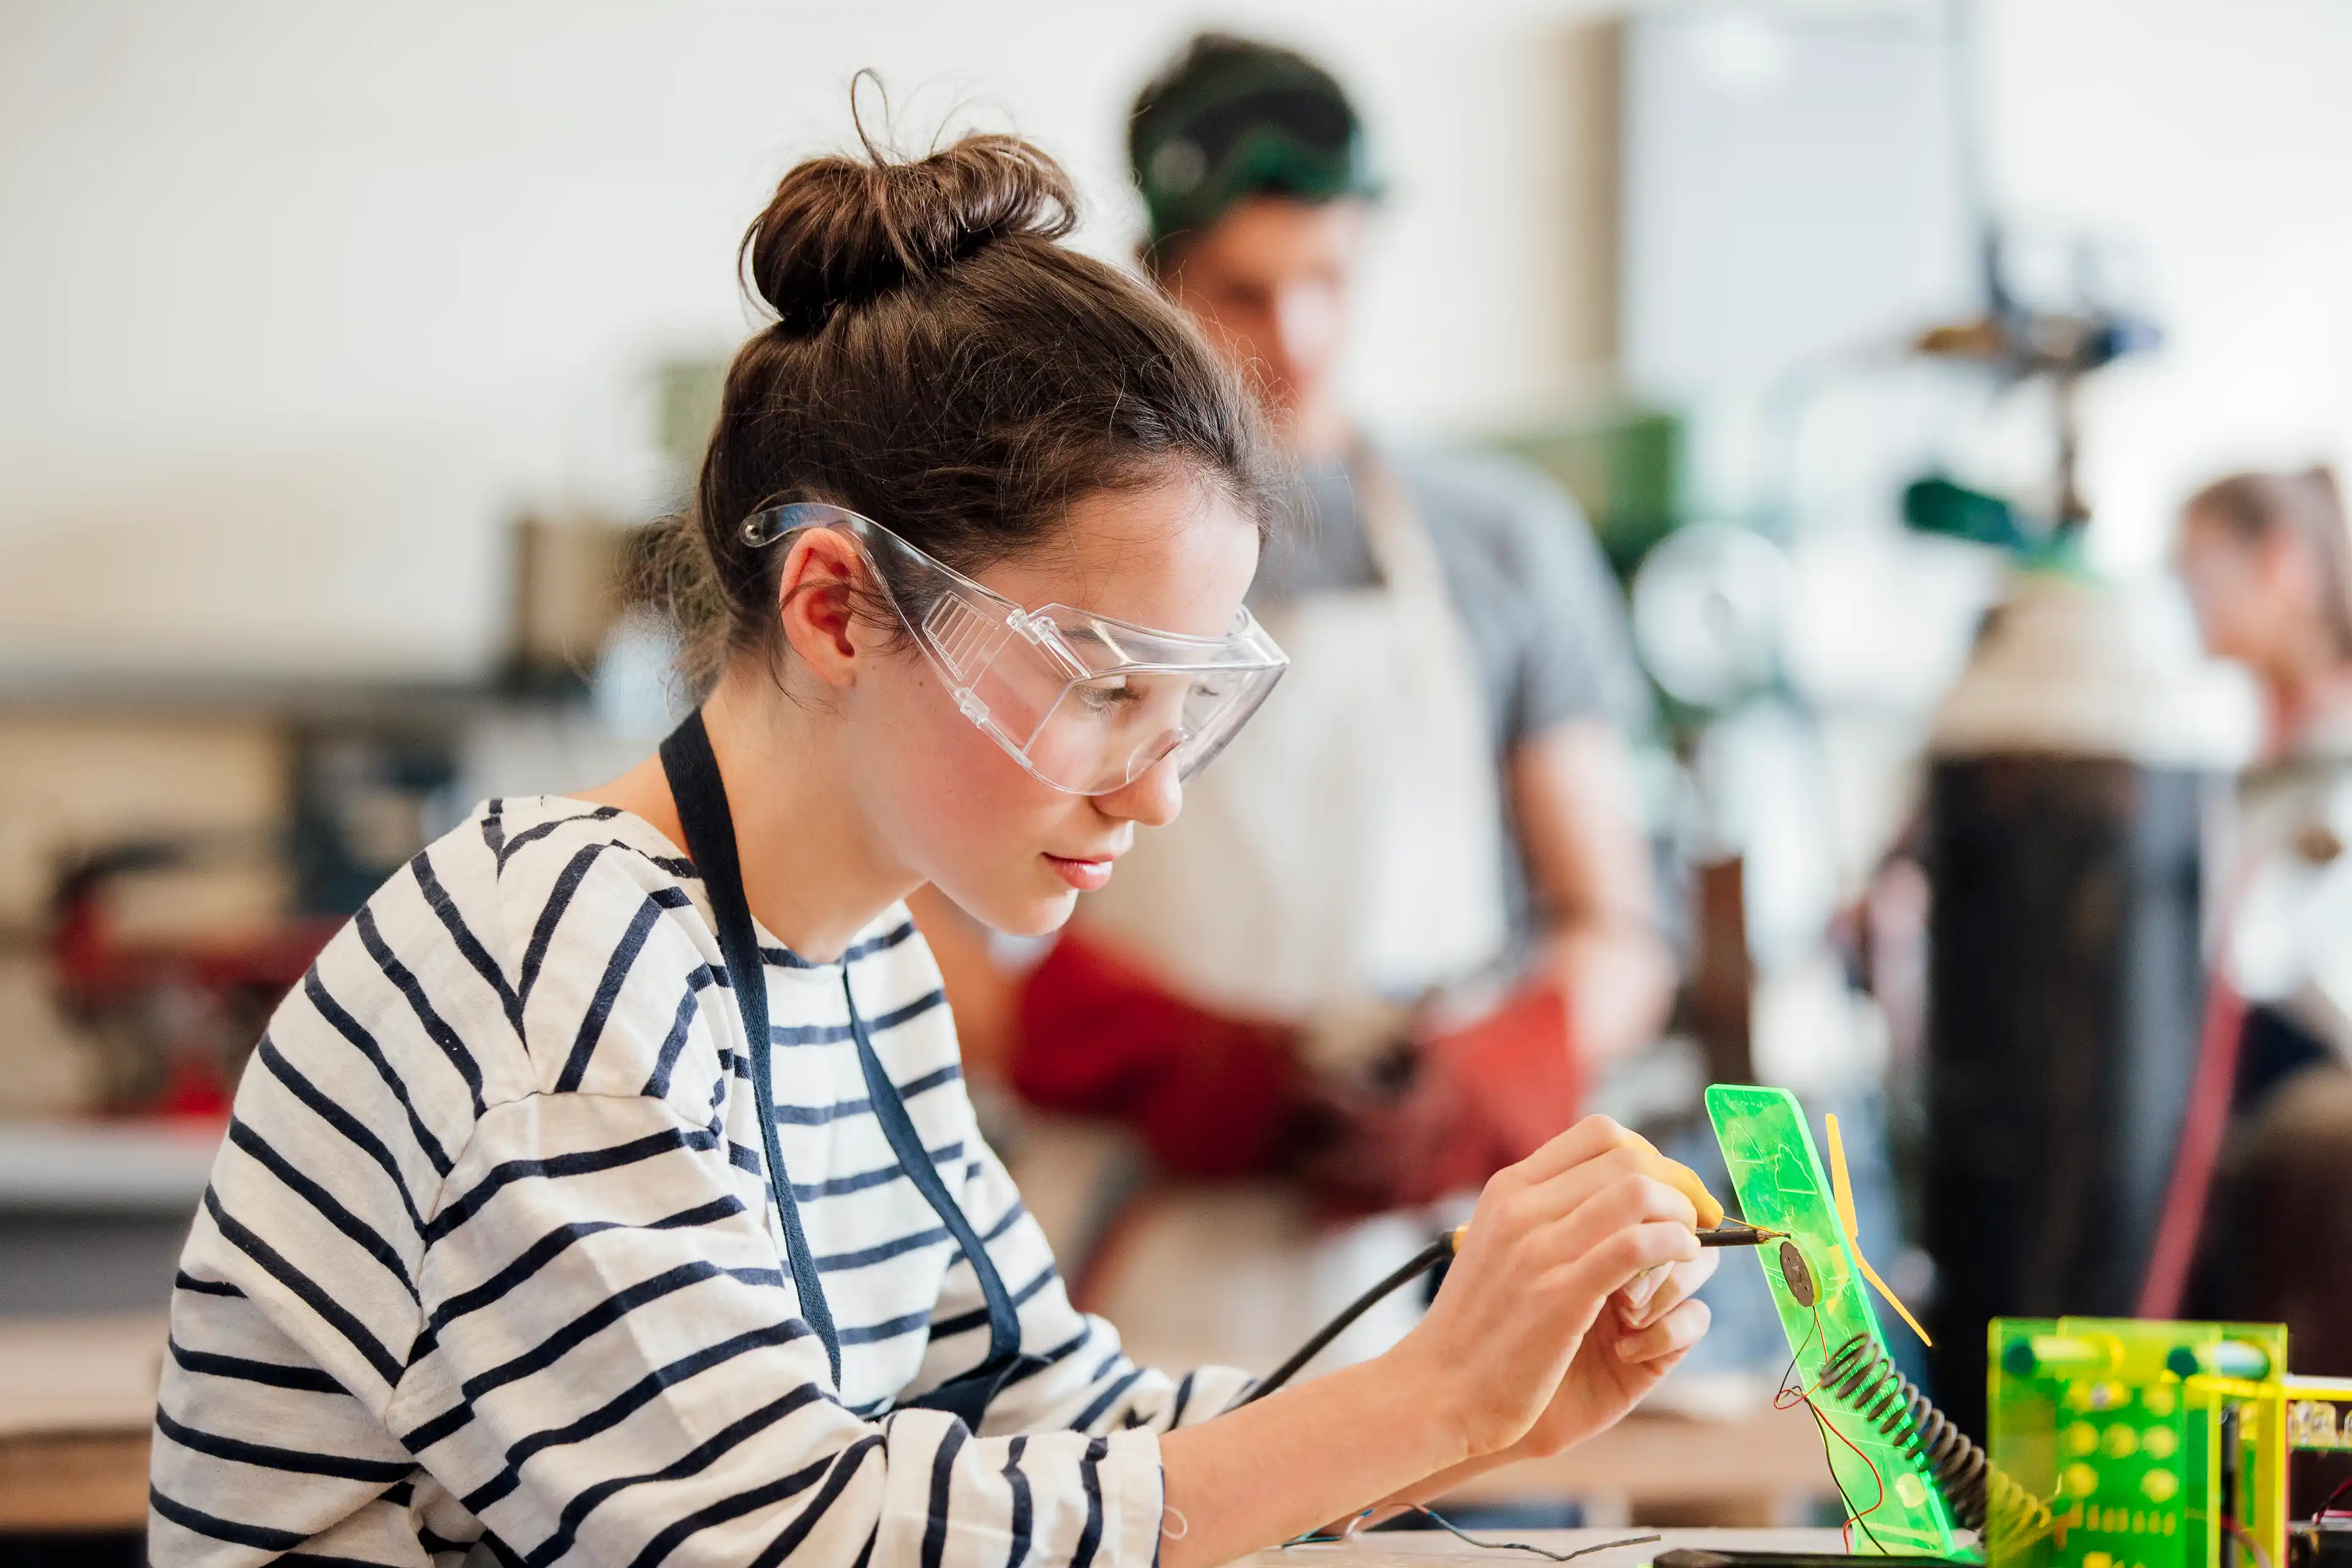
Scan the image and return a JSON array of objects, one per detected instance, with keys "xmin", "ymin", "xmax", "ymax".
[
  {"xmin": 1374, "ymin": 1450, "xmax": 1520, "ymax": 1511},
  {"xmin": 1158, "ymin": 1352, "xmax": 1470, "ymax": 1568}
]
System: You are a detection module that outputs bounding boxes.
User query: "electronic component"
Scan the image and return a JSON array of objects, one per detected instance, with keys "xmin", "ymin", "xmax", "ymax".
[
  {"xmin": 1820, "ymin": 1333, "xmax": 2049, "ymax": 1542},
  {"xmin": 1708, "ymin": 1084, "xmax": 1968, "ymax": 1558},
  {"xmin": 1706, "ymin": 1087, "xmax": 2352, "ymax": 1568},
  {"xmin": 1986, "ymin": 1317, "xmax": 2352, "ymax": 1568}
]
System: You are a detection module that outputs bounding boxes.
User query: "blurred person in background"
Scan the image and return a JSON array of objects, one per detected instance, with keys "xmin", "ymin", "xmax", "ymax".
[
  {"xmin": 2173, "ymin": 466, "xmax": 2352, "ymax": 1369},
  {"xmin": 918, "ymin": 34, "xmax": 1670, "ymax": 1374}
]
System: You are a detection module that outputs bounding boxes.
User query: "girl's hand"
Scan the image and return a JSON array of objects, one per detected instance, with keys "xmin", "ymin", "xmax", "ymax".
[
  {"xmin": 1382, "ymin": 1115, "xmax": 1721, "ymax": 1460},
  {"xmin": 1501, "ymin": 1245, "xmax": 1717, "ymax": 1460}
]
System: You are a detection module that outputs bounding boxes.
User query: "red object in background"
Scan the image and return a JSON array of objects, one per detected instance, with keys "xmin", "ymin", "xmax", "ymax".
[
  {"xmin": 48, "ymin": 842, "xmax": 339, "ymax": 1117},
  {"xmin": 1014, "ymin": 932, "xmax": 1303, "ymax": 1179},
  {"xmin": 1422, "ymin": 982, "xmax": 1583, "ymax": 1169},
  {"xmin": 1295, "ymin": 982, "xmax": 1582, "ymax": 1213},
  {"xmin": 1011, "ymin": 930, "xmax": 1583, "ymax": 1207}
]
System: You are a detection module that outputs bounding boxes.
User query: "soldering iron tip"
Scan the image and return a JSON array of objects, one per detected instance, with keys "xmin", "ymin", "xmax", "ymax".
[{"xmin": 1697, "ymin": 1221, "xmax": 1785, "ymax": 1248}]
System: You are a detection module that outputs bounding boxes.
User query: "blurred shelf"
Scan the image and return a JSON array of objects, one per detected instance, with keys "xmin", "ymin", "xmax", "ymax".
[
  {"xmin": 0, "ymin": 1120, "xmax": 220, "ymax": 1213},
  {"xmin": 0, "ymin": 668, "xmax": 589, "ymax": 722}
]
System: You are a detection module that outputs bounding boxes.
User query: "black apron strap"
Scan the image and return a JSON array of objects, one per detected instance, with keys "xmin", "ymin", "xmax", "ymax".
[
  {"xmin": 659, "ymin": 707, "xmax": 1041, "ymax": 1427},
  {"xmin": 842, "ymin": 976, "xmax": 1025, "ymax": 1373},
  {"xmin": 658, "ymin": 711, "xmax": 842, "ymax": 1386}
]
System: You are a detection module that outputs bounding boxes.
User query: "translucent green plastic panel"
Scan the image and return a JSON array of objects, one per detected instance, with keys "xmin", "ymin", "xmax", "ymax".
[{"xmin": 1707, "ymin": 1083, "xmax": 1968, "ymax": 1559}]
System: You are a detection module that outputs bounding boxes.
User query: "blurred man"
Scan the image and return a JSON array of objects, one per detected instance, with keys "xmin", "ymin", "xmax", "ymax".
[{"xmin": 919, "ymin": 34, "xmax": 1669, "ymax": 1369}]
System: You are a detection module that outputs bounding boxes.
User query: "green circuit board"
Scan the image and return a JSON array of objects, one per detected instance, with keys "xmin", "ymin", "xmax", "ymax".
[
  {"xmin": 1706, "ymin": 1084, "xmax": 1969, "ymax": 1559},
  {"xmin": 1986, "ymin": 1317, "xmax": 2288, "ymax": 1568}
]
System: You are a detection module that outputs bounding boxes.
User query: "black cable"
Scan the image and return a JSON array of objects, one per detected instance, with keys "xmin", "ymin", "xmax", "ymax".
[
  {"xmin": 1237, "ymin": 1221, "xmax": 1771, "ymax": 1409},
  {"xmin": 1408, "ymin": 1509, "xmax": 1659, "ymax": 1561},
  {"xmin": 1235, "ymin": 1233, "xmax": 1454, "ymax": 1406}
]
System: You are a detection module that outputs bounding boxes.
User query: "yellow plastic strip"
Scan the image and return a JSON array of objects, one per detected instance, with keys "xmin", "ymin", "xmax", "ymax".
[{"xmin": 1825, "ymin": 1112, "xmax": 1933, "ymax": 1348}]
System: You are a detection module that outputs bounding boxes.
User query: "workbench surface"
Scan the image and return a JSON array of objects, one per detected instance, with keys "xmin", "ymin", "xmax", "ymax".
[{"xmin": 1232, "ymin": 1528, "xmax": 1852, "ymax": 1566}]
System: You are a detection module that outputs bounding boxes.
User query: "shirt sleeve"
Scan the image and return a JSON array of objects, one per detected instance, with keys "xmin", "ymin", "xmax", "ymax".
[
  {"xmin": 913, "ymin": 1136, "xmax": 1257, "ymax": 1437},
  {"xmin": 389, "ymin": 1088, "xmax": 1177, "ymax": 1568},
  {"xmin": 1482, "ymin": 462, "xmax": 1654, "ymax": 743}
]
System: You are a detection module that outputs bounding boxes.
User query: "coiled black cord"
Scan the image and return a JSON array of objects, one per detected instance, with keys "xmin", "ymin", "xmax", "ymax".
[{"xmin": 1819, "ymin": 1332, "xmax": 2053, "ymax": 1542}]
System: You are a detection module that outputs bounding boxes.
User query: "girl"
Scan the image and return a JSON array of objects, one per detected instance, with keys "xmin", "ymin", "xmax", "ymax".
[{"xmin": 151, "ymin": 129, "xmax": 1719, "ymax": 1568}]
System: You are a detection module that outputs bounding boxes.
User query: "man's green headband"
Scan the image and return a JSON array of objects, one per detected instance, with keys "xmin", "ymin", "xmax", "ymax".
[{"xmin": 1130, "ymin": 48, "xmax": 1382, "ymax": 251}]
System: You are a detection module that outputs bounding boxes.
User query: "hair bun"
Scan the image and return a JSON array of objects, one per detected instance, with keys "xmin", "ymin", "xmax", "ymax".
[{"xmin": 743, "ymin": 130, "xmax": 1079, "ymax": 336}]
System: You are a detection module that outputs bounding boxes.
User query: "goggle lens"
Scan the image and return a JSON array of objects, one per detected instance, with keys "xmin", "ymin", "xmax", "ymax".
[{"xmin": 746, "ymin": 504, "xmax": 1286, "ymax": 796}]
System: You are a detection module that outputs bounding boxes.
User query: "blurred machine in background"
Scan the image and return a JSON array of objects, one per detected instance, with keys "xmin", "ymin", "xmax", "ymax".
[
  {"xmin": 1924, "ymin": 569, "xmax": 2253, "ymax": 1435},
  {"xmin": 1498, "ymin": 0, "xmax": 2266, "ymax": 1422},
  {"xmin": 1910, "ymin": 243, "xmax": 2253, "ymax": 1433},
  {"xmin": 0, "ymin": 510, "xmax": 665, "ymax": 1318}
]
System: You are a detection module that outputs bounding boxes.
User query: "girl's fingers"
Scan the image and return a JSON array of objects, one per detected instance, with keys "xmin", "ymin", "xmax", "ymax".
[
  {"xmin": 1514, "ymin": 1117, "xmax": 1725, "ymax": 1231},
  {"xmin": 1511, "ymin": 1148, "xmax": 1704, "ymax": 1254},
  {"xmin": 1618, "ymin": 1248, "xmax": 1719, "ymax": 1330},
  {"xmin": 1550, "ymin": 1216, "xmax": 1704, "ymax": 1311},
  {"xmin": 1548, "ymin": 1172, "xmax": 1701, "ymax": 1268},
  {"xmin": 1621, "ymin": 1261, "xmax": 1672, "ymax": 1310},
  {"xmin": 1515, "ymin": 1114, "xmax": 1648, "ymax": 1185},
  {"xmin": 1616, "ymin": 1297, "xmax": 1711, "ymax": 1365}
]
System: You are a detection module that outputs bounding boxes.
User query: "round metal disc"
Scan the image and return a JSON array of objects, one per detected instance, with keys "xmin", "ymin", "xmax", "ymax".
[{"xmin": 1780, "ymin": 1240, "xmax": 1816, "ymax": 1306}]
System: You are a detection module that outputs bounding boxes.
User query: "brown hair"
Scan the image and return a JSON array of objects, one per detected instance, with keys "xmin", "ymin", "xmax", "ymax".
[
  {"xmin": 640, "ymin": 121, "xmax": 1280, "ymax": 689},
  {"xmin": 2185, "ymin": 467, "xmax": 2352, "ymax": 657}
]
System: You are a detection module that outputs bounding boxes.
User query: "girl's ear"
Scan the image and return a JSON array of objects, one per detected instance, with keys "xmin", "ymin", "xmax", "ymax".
[{"xmin": 775, "ymin": 529, "xmax": 875, "ymax": 687}]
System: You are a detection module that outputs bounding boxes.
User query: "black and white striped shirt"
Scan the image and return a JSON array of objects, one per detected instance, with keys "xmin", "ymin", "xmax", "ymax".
[{"xmin": 153, "ymin": 795, "xmax": 1249, "ymax": 1566}]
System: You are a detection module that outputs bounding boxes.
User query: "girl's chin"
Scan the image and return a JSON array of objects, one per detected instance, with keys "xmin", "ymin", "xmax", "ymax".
[{"xmin": 946, "ymin": 880, "xmax": 1078, "ymax": 942}]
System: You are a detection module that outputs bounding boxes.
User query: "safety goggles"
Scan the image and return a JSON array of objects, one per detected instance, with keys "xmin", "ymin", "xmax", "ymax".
[{"xmin": 742, "ymin": 503, "xmax": 1289, "ymax": 796}]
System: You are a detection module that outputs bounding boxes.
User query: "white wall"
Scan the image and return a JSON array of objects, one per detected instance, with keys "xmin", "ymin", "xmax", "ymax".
[
  {"xmin": 2, "ymin": 0, "xmax": 2348, "ymax": 677},
  {"xmin": 1981, "ymin": 0, "xmax": 2352, "ymax": 572},
  {"xmin": 0, "ymin": 0, "xmax": 1607, "ymax": 679}
]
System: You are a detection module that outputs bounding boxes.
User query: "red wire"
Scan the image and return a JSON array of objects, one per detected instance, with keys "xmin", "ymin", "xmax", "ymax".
[
  {"xmin": 2136, "ymin": 861, "xmax": 2258, "ymax": 1317},
  {"xmin": 1819, "ymin": 1394, "xmax": 1890, "ymax": 1545},
  {"xmin": 1777, "ymin": 1298, "xmax": 1890, "ymax": 1551}
]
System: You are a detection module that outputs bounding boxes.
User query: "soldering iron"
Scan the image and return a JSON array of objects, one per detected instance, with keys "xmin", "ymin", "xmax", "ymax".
[{"xmin": 1237, "ymin": 1219, "xmax": 1778, "ymax": 1405}]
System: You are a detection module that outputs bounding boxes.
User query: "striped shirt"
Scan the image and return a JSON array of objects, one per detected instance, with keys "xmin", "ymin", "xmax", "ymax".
[{"xmin": 153, "ymin": 794, "xmax": 1251, "ymax": 1567}]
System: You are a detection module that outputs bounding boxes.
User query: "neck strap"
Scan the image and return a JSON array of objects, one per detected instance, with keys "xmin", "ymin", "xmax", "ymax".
[{"xmin": 658, "ymin": 710, "xmax": 842, "ymax": 1385}]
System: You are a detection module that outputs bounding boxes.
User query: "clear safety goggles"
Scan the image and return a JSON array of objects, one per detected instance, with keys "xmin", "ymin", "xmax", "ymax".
[{"xmin": 742, "ymin": 503, "xmax": 1289, "ymax": 796}]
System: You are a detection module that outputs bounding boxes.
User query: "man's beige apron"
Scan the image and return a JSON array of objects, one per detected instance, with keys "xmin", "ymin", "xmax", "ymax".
[{"xmin": 1066, "ymin": 454, "xmax": 1513, "ymax": 1377}]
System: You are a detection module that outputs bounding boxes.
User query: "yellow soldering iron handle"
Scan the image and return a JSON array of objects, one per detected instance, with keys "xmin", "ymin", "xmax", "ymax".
[
  {"xmin": 1442, "ymin": 1128, "xmax": 1727, "ymax": 1256},
  {"xmin": 1637, "ymin": 1139, "xmax": 1727, "ymax": 1231}
]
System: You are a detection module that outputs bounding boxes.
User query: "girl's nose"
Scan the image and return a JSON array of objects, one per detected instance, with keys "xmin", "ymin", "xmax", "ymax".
[{"xmin": 1098, "ymin": 755, "xmax": 1183, "ymax": 827}]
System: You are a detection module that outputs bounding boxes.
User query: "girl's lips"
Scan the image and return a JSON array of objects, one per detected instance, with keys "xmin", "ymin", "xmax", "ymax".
[{"xmin": 1044, "ymin": 854, "xmax": 1116, "ymax": 892}]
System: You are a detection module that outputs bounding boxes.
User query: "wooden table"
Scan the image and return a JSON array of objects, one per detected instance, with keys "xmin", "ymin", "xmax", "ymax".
[
  {"xmin": 0, "ymin": 1313, "xmax": 164, "ymax": 1533},
  {"xmin": 1235, "ymin": 1527, "xmax": 1850, "ymax": 1566}
]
